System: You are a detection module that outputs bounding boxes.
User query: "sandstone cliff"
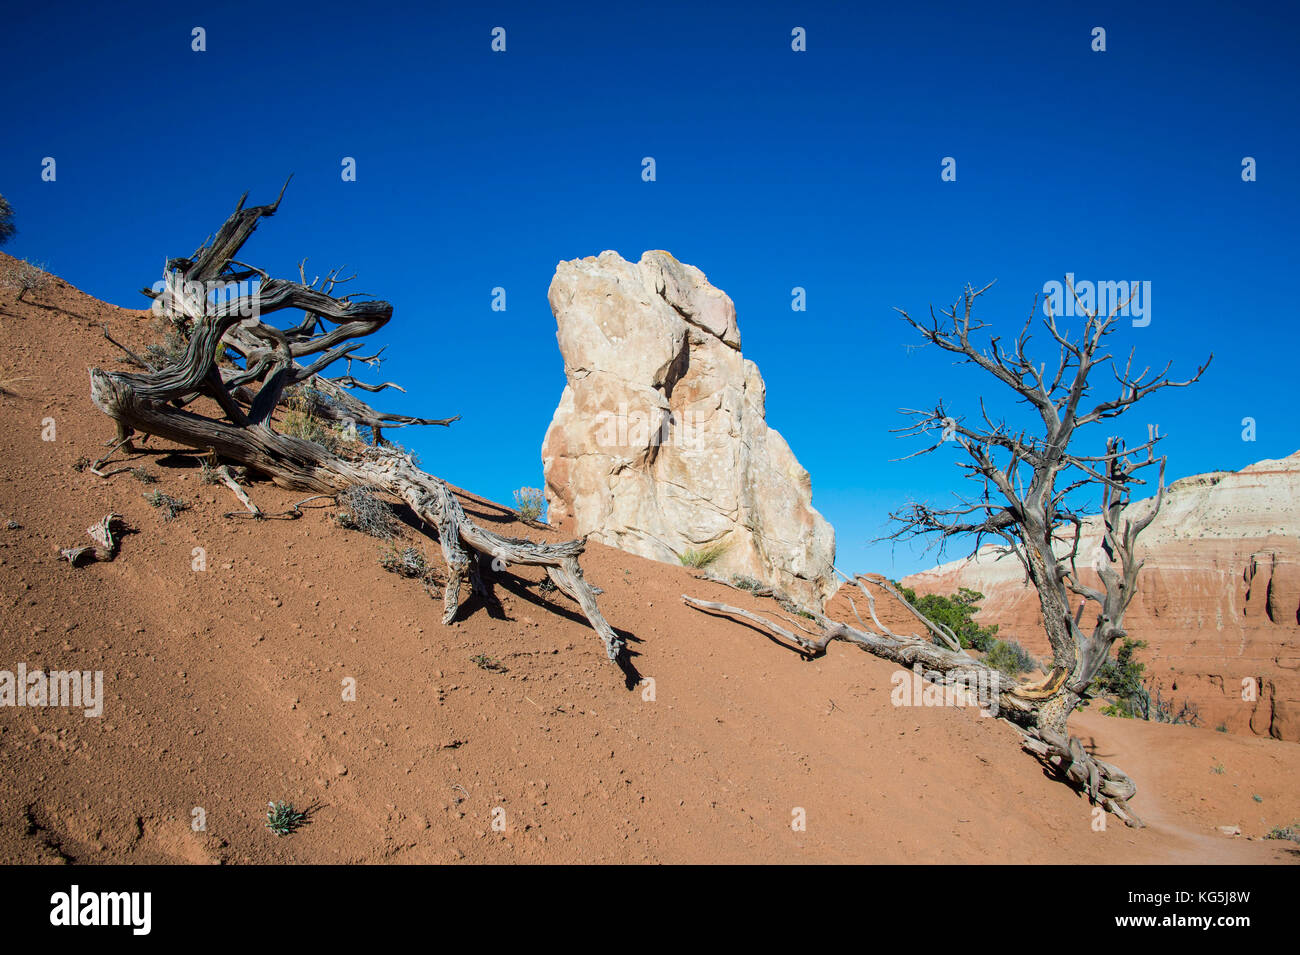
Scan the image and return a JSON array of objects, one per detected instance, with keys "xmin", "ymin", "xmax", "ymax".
[
  {"xmin": 541, "ymin": 250, "xmax": 836, "ymax": 607},
  {"xmin": 902, "ymin": 452, "xmax": 1300, "ymax": 740}
]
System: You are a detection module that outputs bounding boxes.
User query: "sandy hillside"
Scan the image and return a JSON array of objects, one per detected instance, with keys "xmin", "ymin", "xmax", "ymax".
[{"xmin": 1, "ymin": 253, "xmax": 1297, "ymax": 864}]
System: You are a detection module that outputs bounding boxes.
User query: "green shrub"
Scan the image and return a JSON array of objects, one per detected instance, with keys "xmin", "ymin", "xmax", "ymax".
[
  {"xmin": 983, "ymin": 638, "xmax": 1037, "ymax": 676},
  {"xmin": 895, "ymin": 586, "xmax": 998, "ymax": 650}
]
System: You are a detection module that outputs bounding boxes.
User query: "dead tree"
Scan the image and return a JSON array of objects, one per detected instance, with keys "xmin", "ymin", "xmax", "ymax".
[
  {"xmin": 88, "ymin": 184, "xmax": 623, "ymax": 663},
  {"xmin": 686, "ymin": 280, "xmax": 1209, "ymax": 826}
]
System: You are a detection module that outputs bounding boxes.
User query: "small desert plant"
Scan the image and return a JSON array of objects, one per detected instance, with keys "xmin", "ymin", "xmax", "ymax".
[
  {"xmin": 199, "ymin": 459, "xmax": 221, "ymax": 485},
  {"xmin": 982, "ymin": 638, "xmax": 1038, "ymax": 676},
  {"xmin": 335, "ymin": 485, "xmax": 395, "ymax": 539},
  {"xmin": 680, "ymin": 540, "xmax": 729, "ymax": 569},
  {"xmin": 143, "ymin": 490, "xmax": 189, "ymax": 521},
  {"xmin": 2, "ymin": 258, "xmax": 52, "ymax": 301},
  {"xmin": 0, "ymin": 193, "xmax": 14, "ymax": 246},
  {"xmin": 1211, "ymin": 763, "xmax": 1225, "ymax": 775},
  {"xmin": 513, "ymin": 487, "xmax": 546, "ymax": 522},
  {"xmin": 143, "ymin": 317, "xmax": 191, "ymax": 369},
  {"xmin": 1216, "ymin": 722, "xmax": 1228, "ymax": 733},
  {"xmin": 72, "ymin": 456, "xmax": 91, "ymax": 473},
  {"xmin": 536, "ymin": 576, "xmax": 558, "ymax": 593},
  {"xmin": 470, "ymin": 653, "xmax": 508, "ymax": 673},
  {"xmin": 1265, "ymin": 822, "xmax": 1300, "ymax": 843},
  {"xmin": 265, "ymin": 800, "xmax": 307, "ymax": 837},
  {"xmin": 731, "ymin": 574, "xmax": 765, "ymax": 592},
  {"xmin": 131, "ymin": 467, "xmax": 158, "ymax": 484},
  {"xmin": 379, "ymin": 544, "xmax": 430, "ymax": 579}
]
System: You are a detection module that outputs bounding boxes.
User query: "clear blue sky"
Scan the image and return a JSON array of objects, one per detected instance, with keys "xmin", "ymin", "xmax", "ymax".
[{"xmin": 3, "ymin": 1, "xmax": 1297, "ymax": 577}]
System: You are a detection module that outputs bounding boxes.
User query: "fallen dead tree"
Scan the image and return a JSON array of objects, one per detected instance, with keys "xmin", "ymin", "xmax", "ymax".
[
  {"xmin": 687, "ymin": 280, "xmax": 1209, "ymax": 827},
  {"xmin": 88, "ymin": 184, "xmax": 623, "ymax": 662}
]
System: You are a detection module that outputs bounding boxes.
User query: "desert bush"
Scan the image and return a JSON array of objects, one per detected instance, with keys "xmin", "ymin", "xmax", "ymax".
[
  {"xmin": 379, "ymin": 544, "xmax": 431, "ymax": 579},
  {"xmin": 143, "ymin": 317, "xmax": 191, "ymax": 369},
  {"xmin": 731, "ymin": 574, "xmax": 765, "ymax": 592},
  {"xmin": 143, "ymin": 490, "xmax": 189, "ymax": 521},
  {"xmin": 513, "ymin": 486, "xmax": 546, "ymax": 522},
  {"xmin": 131, "ymin": 467, "xmax": 158, "ymax": 484},
  {"xmin": 1, "ymin": 258, "xmax": 52, "ymax": 301},
  {"xmin": 0, "ymin": 194, "xmax": 14, "ymax": 246},
  {"xmin": 1265, "ymin": 822, "xmax": 1300, "ymax": 843},
  {"xmin": 982, "ymin": 638, "xmax": 1038, "ymax": 676},
  {"xmin": 896, "ymin": 586, "xmax": 999, "ymax": 651},
  {"xmin": 1091, "ymin": 638, "xmax": 1148, "ymax": 717},
  {"xmin": 680, "ymin": 540, "xmax": 729, "ymax": 569},
  {"xmin": 334, "ymin": 485, "xmax": 395, "ymax": 539}
]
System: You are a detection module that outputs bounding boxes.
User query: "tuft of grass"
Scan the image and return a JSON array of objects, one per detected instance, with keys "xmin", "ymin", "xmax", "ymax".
[
  {"xmin": 199, "ymin": 460, "xmax": 221, "ymax": 485},
  {"xmin": 131, "ymin": 467, "xmax": 158, "ymax": 484},
  {"xmin": 679, "ymin": 540, "xmax": 729, "ymax": 569},
  {"xmin": 335, "ymin": 485, "xmax": 395, "ymax": 539},
  {"xmin": 265, "ymin": 801, "xmax": 307, "ymax": 837},
  {"xmin": 513, "ymin": 487, "xmax": 546, "ymax": 523},
  {"xmin": 1216, "ymin": 722, "xmax": 1229, "ymax": 733},
  {"xmin": 471, "ymin": 653, "xmax": 508, "ymax": 673},
  {"xmin": 143, "ymin": 490, "xmax": 189, "ymax": 521},
  {"xmin": 1211, "ymin": 763, "xmax": 1225, "ymax": 775}
]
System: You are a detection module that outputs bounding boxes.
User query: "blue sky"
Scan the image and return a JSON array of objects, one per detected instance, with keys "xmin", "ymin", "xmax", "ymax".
[{"xmin": 2, "ymin": 1, "xmax": 1297, "ymax": 577}]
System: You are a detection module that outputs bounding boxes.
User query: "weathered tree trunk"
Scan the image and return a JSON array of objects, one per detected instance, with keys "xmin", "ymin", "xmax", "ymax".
[{"xmin": 88, "ymin": 185, "xmax": 625, "ymax": 664}]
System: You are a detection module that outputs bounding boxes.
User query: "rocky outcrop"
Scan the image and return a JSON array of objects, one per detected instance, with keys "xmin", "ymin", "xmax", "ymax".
[
  {"xmin": 902, "ymin": 452, "xmax": 1300, "ymax": 740},
  {"xmin": 541, "ymin": 250, "xmax": 836, "ymax": 607}
]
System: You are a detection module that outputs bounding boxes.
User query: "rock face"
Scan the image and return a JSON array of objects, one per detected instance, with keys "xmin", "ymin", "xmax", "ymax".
[
  {"xmin": 902, "ymin": 452, "xmax": 1300, "ymax": 741},
  {"xmin": 542, "ymin": 250, "xmax": 836, "ymax": 607}
]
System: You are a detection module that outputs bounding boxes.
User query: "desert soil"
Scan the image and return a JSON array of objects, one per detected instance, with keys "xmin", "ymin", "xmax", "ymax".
[{"xmin": 1, "ymin": 255, "xmax": 1297, "ymax": 864}]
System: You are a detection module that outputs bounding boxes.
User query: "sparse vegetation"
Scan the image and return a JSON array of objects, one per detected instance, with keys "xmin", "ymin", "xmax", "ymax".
[
  {"xmin": 983, "ymin": 638, "xmax": 1038, "ymax": 676},
  {"xmin": 1216, "ymin": 722, "xmax": 1228, "ymax": 733},
  {"xmin": 893, "ymin": 585, "xmax": 999, "ymax": 651},
  {"xmin": 199, "ymin": 459, "xmax": 221, "ymax": 485},
  {"xmin": 335, "ymin": 485, "xmax": 395, "ymax": 539},
  {"xmin": 1, "ymin": 258, "xmax": 52, "ymax": 302},
  {"xmin": 1211, "ymin": 763, "xmax": 1224, "ymax": 775},
  {"xmin": 513, "ymin": 486, "xmax": 546, "ymax": 522},
  {"xmin": 536, "ymin": 576, "xmax": 558, "ymax": 593},
  {"xmin": 680, "ymin": 540, "xmax": 729, "ymax": 569},
  {"xmin": 143, "ymin": 317, "xmax": 191, "ymax": 369},
  {"xmin": 72, "ymin": 456, "xmax": 91, "ymax": 473},
  {"xmin": 1089, "ymin": 639, "xmax": 1200, "ymax": 725},
  {"xmin": 731, "ymin": 574, "xmax": 765, "ymax": 592},
  {"xmin": 131, "ymin": 467, "xmax": 158, "ymax": 484},
  {"xmin": 0, "ymin": 193, "xmax": 14, "ymax": 246},
  {"xmin": 471, "ymin": 653, "xmax": 508, "ymax": 673},
  {"xmin": 143, "ymin": 490, "xmax": 189, "ymax": 521},
  {"xmin": 1265, "ymin": 822, "xmax": 1300, "ymax": 843},
  {"xmin": 265, "ymin": 800, "xmax": 307, "ymax": 837}
]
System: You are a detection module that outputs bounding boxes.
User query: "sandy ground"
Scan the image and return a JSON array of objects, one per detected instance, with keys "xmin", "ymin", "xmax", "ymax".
[{"xmin": 1, "ymin": 254, "xmax": 1297, "ymax": 864}]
